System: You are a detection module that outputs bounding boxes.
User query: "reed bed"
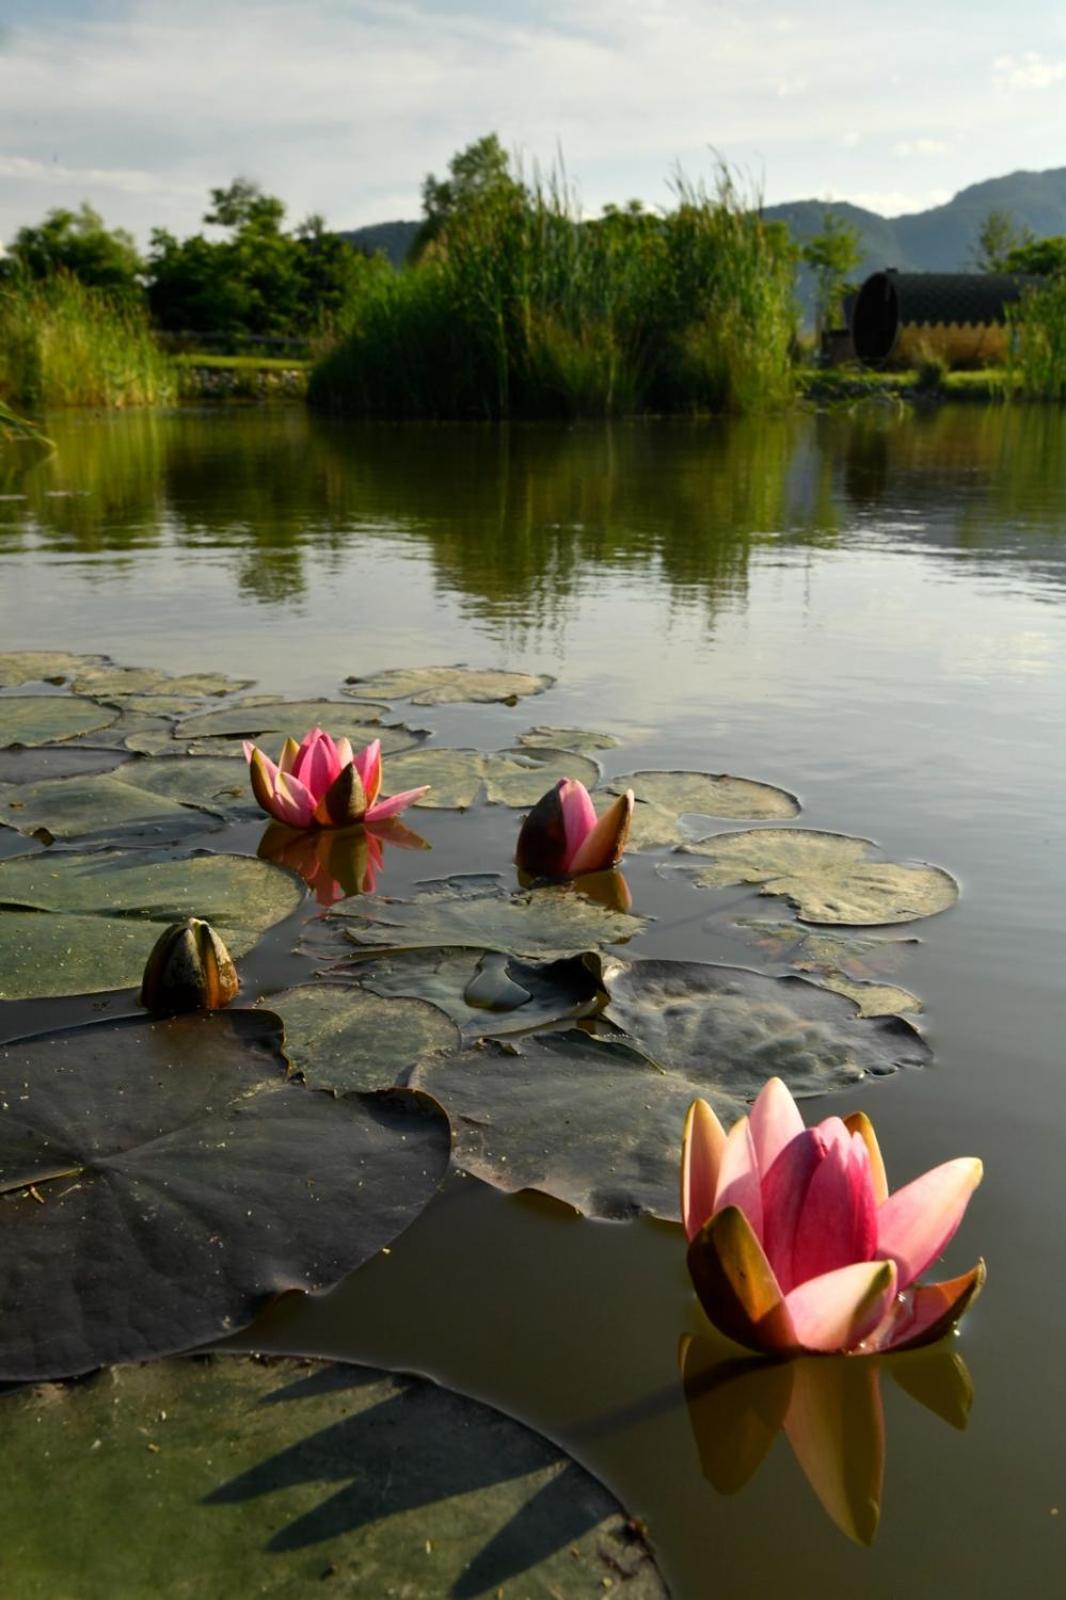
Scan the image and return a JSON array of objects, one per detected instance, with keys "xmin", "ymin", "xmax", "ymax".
[{"xmin": 1005, "ymin": 277, "xmax": 1066, "ymax": 401}]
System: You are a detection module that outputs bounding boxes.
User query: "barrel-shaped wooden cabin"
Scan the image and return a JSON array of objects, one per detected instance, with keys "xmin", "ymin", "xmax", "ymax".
[{"xmin": 851, "ymin": 269, "xmax": 1039, "ymax": 367}]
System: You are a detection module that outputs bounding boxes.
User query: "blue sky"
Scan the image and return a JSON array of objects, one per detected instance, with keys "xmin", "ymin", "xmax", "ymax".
[{"xmin": 2, "ymin": 0, "xmax": 1066, "ymax": 243}]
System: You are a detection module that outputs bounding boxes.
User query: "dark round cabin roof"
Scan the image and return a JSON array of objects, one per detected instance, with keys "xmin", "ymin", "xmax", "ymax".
[{"xmin": 851, "ymin": 271, "xmax": 1041, "ymax": 362}]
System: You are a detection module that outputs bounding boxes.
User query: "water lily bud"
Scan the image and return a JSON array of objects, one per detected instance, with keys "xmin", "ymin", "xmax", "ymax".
[{"xmin": 139, "ymin": 918, "xmax": 239, "ymax": 1014}]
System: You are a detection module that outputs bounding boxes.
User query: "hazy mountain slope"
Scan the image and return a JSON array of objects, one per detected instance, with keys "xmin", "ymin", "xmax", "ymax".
[{"xmin": 341, "ymin": 220, "xmax": 418, "ymax": 266}]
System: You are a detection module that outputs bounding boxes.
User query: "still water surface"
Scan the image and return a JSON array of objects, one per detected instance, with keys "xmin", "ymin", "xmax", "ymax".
[{"xmin": 2, "ymin": 404, "xmax": 1065, "ymax": 1596}]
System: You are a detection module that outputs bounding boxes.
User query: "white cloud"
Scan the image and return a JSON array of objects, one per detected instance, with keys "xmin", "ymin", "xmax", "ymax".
[
  {"xmin": 847, "ymin": 187, "xmax": 952, "ymax": 216},
  {"xmin": 994, "ymin": 51, "xmax": 1066, "ymax": 89},
  {"xmin": 893, "ymin": 138, "xmax": 950, "ymax": 157}
]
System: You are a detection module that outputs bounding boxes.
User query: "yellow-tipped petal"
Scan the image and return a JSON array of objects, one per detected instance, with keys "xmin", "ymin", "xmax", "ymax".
[
  {"xmin": 844, "ymin": 1110, "xmax": 889, "ymax": 1205},
  {"xmin": 687, "ymin": 1204, "xmax": 795, "ymax": 1353},
  {"xmin": 568, "ymin": 790, "xmax": 634, "ymax": 876},
  {"xmin": 681, "ymin": 1098, "xmax": 727, "ymax": 1241},
  {"xmin": 278, "ymin": 736, "xmax": 301, "ymax": 775}
]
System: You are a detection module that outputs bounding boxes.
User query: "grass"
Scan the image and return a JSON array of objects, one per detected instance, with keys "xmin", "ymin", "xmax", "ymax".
[
  {"xmin": 1005, "ymin": 277, "xmax": 1066, "ymax": 400},
  {"xmin": 0, "ymin": 273, "xmax": 174, "ymax": 410},
  {"xmin": 310, "ymin": 166, "xmax": 798, "ymax": 418},
  {"xmin": 800, "ymin": 367, "xmax": 1009, "ymax": 402}
]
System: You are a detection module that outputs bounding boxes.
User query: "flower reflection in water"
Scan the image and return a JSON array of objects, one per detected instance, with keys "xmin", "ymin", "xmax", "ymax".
[
  {"xmin": 257, "ymin": 817, "xmax": 429, "ymax": 905},
  {"xmin": 680, "ymin": 1331, "xmax": 974, "ymax": 1545}
]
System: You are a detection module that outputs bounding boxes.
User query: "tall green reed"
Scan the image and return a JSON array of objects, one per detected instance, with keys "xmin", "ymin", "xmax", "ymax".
[{"xmin": 1005, "ymin": 277, "xmax": 1066, "ymax": 401}]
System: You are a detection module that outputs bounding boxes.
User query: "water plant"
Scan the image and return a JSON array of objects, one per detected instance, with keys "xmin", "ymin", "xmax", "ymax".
[
  {"xmin": 243, "ymin": 728, "xmax": 429, "ymax": 827},
  {"xmin": 515, "ymin": 777, "xmax": 634, "ymax": 878},
  {"xmin": 1005, "ymin": 274, "xmax": 1066, "ymax": 401}
]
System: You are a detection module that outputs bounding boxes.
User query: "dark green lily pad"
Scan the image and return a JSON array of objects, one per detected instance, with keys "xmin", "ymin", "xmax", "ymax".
[
  {"xmin": 178, "ymin": 698, "xmax": 392, "ymax": 740},
  {"xmin": 263, "ymin": 983, "xmax": 460, "ymax": 1093},
  {"xmin": 344, "ymin": 665, "xmax": 554, "ymax": 705},
  {"xmin": 518, "ymin": 725, "xmax": 622, "ymax": 754},
  {"xmin": 94, "ymin": 693, "xmax": 227, "ymax": 719},
  {"xmin": 0, "ymin": 773, "xmax": 218, "ymax": 844},
  {"xmin": 608, "ymin": 770, "xmax": 799, "ymax": 849},
  {"xmin": 0, "ymin": 849, "xmax": 303, "ymax": 999},
  {"xmin": 0, "ymin": 745, "xmax": 130, "ymax": 784},
  {"xmin": 378, "ymin": 747, "xmax": 600, "ymax": 809},
  {"xmin": 117, "ymin": 755, "xmax": 253, "ymax": 815},
  {"xmin": 325, "ymin": 947, "xmax": 603, "ymax": 1039},
  {"xmin": 72, "ymin": 666, "xmax": 253, "ymax": 698},
  {"xmin": 0, "ymin": 1012, "xmax": 450, "ymax": 1380},
  {"xmin": 0, "ymin": 651, "xmax": 107, "ymax": 688},
  {"xmin": 70, "ymin": 711, "xmax": 175, "ymax": 752},
  {"xmin": 676, "ymin": 828, "xmax": 959, "ymax": 925},
  {"xmin": 0, "ymin": 697, "xmax": 119, "ymax": 748},
  {"xmin": 0, "ymin": 1356, "xmax": 665, "ymax": 1599},
  {"xmin": 317, "ymin": 880, "xmax": 646, "ymax": 960},
  {"xmin": 734, "ymin": 919, "xmax": 923, "ymax": 1017}
]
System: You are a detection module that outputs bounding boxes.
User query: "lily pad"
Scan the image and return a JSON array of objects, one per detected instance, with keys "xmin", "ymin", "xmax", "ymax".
[
  {"xmin": 732, "ymin": 920, "xmax": 923, "ymax": 1018},
  {"xmin": 263, "ymin": 983, "xmax": 460, "ymax": 1093},
  {"xmin": 0, "ymin": 1012, "xmax": 450, "ymax": 1380},
  {"xmin": 0, "ymin": 745, "xmax": 130, "ymax": 784},
  {"xmin": 813, "ymin": 975, "xmax": 923, "ymax": 1018},
  {"xmin": 676, "ymin": 828, "xmax": 959, "ymax": 925},
  {"xmin": 0, "ymin": 650, "xmax": 107, "ymax": 688},
  {"xmin": 326, "ymin": 947, "xmax": 603, "ymax": 1039},
  {"xmin": 178, "ymin": 698, "xmax": 391, "ymax": 740},
  {"xmin": 0, "ymin": 773, "xmax": 224, "ymax": 844},
  {"xmin": 0, "ymin": 697, "xmax": 119, "ymax": 748},
  {"xmin": 317, "ymin": 880, "xmax": 646, "ymax": 960},
  {"xmin": 176, "ymin": 724, "xmax": 421, "ymax": 761},
  {"xmin": 72, "ymin": 666, "xmax": 253, "ymax": 698},
  {"xmin": 0, "ymin": 1356, "xmax": 665, "ymax": 1599},
  {"xmin": 609, "ymin": 771, "xmax": 799, "ymax": 849},
  {"xmin": 0, "ymin": 848, "xmax": 303, "ymax": 999},
  {"xmin": 378, "ymin": 746, "xmax": 600, "ymax": 809},
  {"xmin": 116, "ymin": 756, "xmax": 253, "ymax": 816},
  {"xmin": 518, "ymin": 725, "xmax": 622, "ymax": 754},
  {"xmin": 344, "ymin": 665, "xmax": 554, "ymax": 705}
]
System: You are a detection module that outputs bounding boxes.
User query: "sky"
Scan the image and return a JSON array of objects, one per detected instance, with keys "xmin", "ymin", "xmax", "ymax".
[{"xmin": 2, "ymin": 0, "xmax": 1066, "ymax": 245}]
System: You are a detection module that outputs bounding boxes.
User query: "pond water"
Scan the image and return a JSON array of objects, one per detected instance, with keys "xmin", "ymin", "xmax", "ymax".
[{"xmin": 1, "ymin": 403, "xmax": 1065, "ymax": 1596}]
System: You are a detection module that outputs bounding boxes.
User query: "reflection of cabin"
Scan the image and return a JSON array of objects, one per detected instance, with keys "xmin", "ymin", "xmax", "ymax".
[{"xmin": 850, "ymin": 270, "xmax": 1039, "ymax": 367}]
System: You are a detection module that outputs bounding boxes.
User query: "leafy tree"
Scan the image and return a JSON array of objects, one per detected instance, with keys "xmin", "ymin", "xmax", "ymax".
[
  {"xmin": 411, "ymin": 134, "xmax": 527, "ymax": 260},
  {"xmin": 801, "ymin": 210, "xmax": 861, "ymax": 336},
  {"xmin": 5, "ymin": 203, "xmax": 142, "ymax": 296},
  {"xmin": 1004, "ymin": 235, "xmax": 1066, "ymax": 277},
  {"xmin": 971, "ymin": 209, "xmax": 1030, "ymax": 272}
]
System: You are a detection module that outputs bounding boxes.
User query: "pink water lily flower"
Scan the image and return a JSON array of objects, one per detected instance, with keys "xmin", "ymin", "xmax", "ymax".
[
  {"xmin": 515, "ymin": 777, "xmax": 634, "ymax": 879},
  {"xmin": 243, "ymin": 729, "xmax": 428, "ymax": 830},
  {"xmin": 682, "ymin": 1078, "xmax": 984, "ymax": 1357}
]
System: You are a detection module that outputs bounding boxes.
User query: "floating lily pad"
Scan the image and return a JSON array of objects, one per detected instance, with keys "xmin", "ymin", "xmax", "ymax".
[
  {"xmin": 263, "ymin": 983, "xmax": 460, "ymax": 1093},
  {"xmin": 178, "ymin": 698, "xmax": 391, "ymax": 740},
  {"xmin": 95, "ymin": 693, "xmax": 227, "ymax": 719},
  {"xmin": 0, "ymin": 1356, "xmax": 665, "ymax": 1599},
  {"xmin": 0, "ymin": 1012, "xmax": 450, "ymax": 1380},
  {"xmin": 0, "ymin": 745, "xmax": 130, "ymax": 784},
  {"xmin": 0, "ymin": 650, "xmax": 107, "ymax": 688},
  {"xmin": 813, "ymin": 975, "xmax": 923, "ymax": 1018},
  {"xmin": 0, "ymin": 849, "xmax": 303, "ymax": 999},
  {"xmin": 327, "ymin": 947, "xmax": 603, "ymax": 1039},
  {"xmin": 344, "ymin": 665, "xmax": 554, "ymax": 705},
  {"xmin": 0, "ymin": 773, "xmax": 217, "ymax": 845},
  {"xmin": 0, "ymin": 697, "xmax": 119, "ymax": 748},
  {"xmin": 676, "ymin": 828, "xmax": 959, "ymax": 925},
  {"xmin": 317, "ymin": 881, "xmax": 646, "ymax": 960},
  {"xmin": 117, "ymin": 756, "xmax": 253, "ymax": 815},
  {"xmin": 175, "ymin": 724, "xmax": 421, "ymax": 762},
  {"xmin": 378, "ymin": 746, "xmax": 600, "ymax": 809},
  {"xmin": 518, "ymin": 725, "xmax": 622, "ymax": 754},
  {"xmin": 70, "ymin": 711, "xmax": 175, "ymax": 752},
  {"xmin": 735, "ymin": 919, "xmax": 919, "ymax": 978},
  {"xmin": 609, "ymin": 770, "xmax": 799, "ymax": 849},
  {"xmin": 72, "ymin": 666, "xmax": 253, "ymax": 698}
]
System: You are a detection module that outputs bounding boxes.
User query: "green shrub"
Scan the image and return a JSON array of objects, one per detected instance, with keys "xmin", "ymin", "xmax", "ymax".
[{"xmin": 1006, "ymin": 277, "xmax": 1066, "ymax": 400}]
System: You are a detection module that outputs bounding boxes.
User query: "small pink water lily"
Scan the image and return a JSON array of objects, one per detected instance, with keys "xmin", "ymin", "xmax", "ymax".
[
  {"xmin": 515, "ymin": 777, "xmax": 634, "ymax": 879},
  {"xmin": 243, "ymin": 729, "xmax": 428, "ymax": 830},
  {"xmin": 682, "ymin": 1078, "xmax": 985, "ymax": 1357}
]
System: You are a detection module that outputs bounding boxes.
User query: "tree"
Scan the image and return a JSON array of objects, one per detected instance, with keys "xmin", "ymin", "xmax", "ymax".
[
  {"xmin": 411, "ymin": 134, "xmax": 526, "ymax": 260},
  {"xmin": 972, "ymin": 209, "xmax": 1029, "ymax": 272},
  {"xmin": 801, "ymin": 210, "xmax": 861, "ymax": 337},
  {"xmin": 1003, "ymin": 235, "xmax": 1066, "ymax": 277},
  {"xmin": 6, "ymin": 203, "xmax": 143, "ymax": 296}
]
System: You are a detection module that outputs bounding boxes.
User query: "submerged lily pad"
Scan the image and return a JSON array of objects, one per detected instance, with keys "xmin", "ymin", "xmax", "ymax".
[
  {"xmin": 676, "ymin": 829, "xmax": 959, "ymax": 925},
  {"xmin": 0, "ymin": 697, "xmax": 119, "ymax": 748},
  {"xmin": 317, "ymin": 880, "xmax": 646, "ymax": 960},
  {"xmin": 0, "ymin": 650, "xmax": 107, "ymax": 688},
  {"xmin": 178, "ymin": 698, "xmax": 391, "ymax": 740},
  {"xmin": 518, "ymin": 725, "xmax": 622, "ymax": 754},
  {"xmin": 263, "ymin": 983, "xmax": 460, "ymax": 1094},
  {"xmin": 378, "ymin": 746, "xmax": 600, "ymax": 809},
  {"xmin": 0, "ymin": 773, "xmax": 218, "ymax": 845},
  {"xmin": 0, "ymin": 1012, "xmax": 450, "ymax": 1380},
  {"xmin": 609, "ymin": 770, "xmax": 799, "ymax": 849},
  {"xmin": 0, "ymin": 849, "xmax": 303, "ymax": 999},
  {"xmin": 72, "ymin": 666, "xmax": 253, "ymax": 698},
  {"xmin": 344, "ymin": 665, "xmax": 554, "ymax": 705},
  {"xmin": 0, "ymin": 1356, "xmax": 665, "ymax": 1600}
]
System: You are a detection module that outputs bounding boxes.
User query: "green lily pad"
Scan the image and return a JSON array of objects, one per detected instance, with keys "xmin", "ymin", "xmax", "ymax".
[
  {"xmin": 325, "ymin": 947, "xmax": 603, "ymax": 1039},
  {"xmin": 0, "ymin": 650, "xmax": 107, "ymax": 688},
  {"xmin": 518, "ymin": 725, "xmax": 622, "ymax": 754},
  {"xmin": 0, "ymin": 1355, "xmax": 665, "ymax": 1599},
  {"xmin": 70, "ymin": 711, "xmax": 175, "ymax": 752},
  {"xmin": 812, "ymin": 975, "xmax": 923, "ymax": 1018},
  {"xmin": 116, "ymin": 756, "xmax": 253, "ymax": 815},
  {"xmin": 95, "ymin": 693, "xmax": 229, "ymax": 719},
  {"xmin": 263, "ymin": 983, "xmax": 460, "ymax": 1093},
  {"xmin": 0, "ymin": 745, "xmax": 130, "ymax": 784},
  {"xmin": 676, "ymin": 828, "xmax": 959, "ymax": 925},
  {"xmin": 0, "ymin": 1012, "xmax": 450, "ymax": 1380},
  {"xmin": 609, "ymin": 770, "xmax": 799, "ymax": 849},
  {"xmin": 344, "ymin": 665, "xmax": 554, "ymax": 705},
  {"xmin": 0, "ymin": 697, "xmax": 119, "ymax": 748},
  {"xmin": 734, "ymin": 920, "xmax": 923, "ymax": 1016},
  {"xmin": 72, "ymin": 666, "xmax": 253, "ymax": 698},
  {"xmin": 0, "ymin": 849, "xmax": 303, "ymax": 999},
  {"xmin": 178, "ymin": 698, "xmax": 392, "ymax": 740},
  {"xmin": 316, "ymin": 879, "xmax": 646, "ymax": 960},
  {"xmin": 378, "ymin": 746, "xmax": 600, "ymax": 809},
  {"xmin": 0, "ymin": 773, "xmax": 218, "ymax": 845}
]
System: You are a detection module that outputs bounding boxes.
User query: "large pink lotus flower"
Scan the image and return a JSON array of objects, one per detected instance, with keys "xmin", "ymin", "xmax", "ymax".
[
  {"xmin": 682, "ymin": 1078, "xmax": 984, "ymax": 1357},
  {"xmin": 515, "ymin": 778, "xmax": 634, "ymax": 879},
  {"xmin": 243, "ymin": 729, "xmax": 428, "ymax": 830}
]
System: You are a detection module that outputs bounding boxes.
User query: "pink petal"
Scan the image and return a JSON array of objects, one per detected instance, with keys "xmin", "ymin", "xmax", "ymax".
[
  {"xmin": 269, "ymin": 769, "xmax": 317, "ymax": 828},
  {"xmin": 681, "ymin": 1098, "xmax": 727, "ymax": 1243},
  {"xmin": 784, "ymin": 1260, "xmax": 898, "ymax": 1354},
  {"xmin": 292, "ymin": 728, "xmax": 342, "ymax": 799},
  {"xmin": 568, "ymin": 791, "xmax": 633, "ymax": 876},
  {"xmin": 334, "ymin": 737, "xmax": 354, "ymax": 771},
  {"xmin": 714, "ymin": 1118, "xmax": 764, "ymax": 1242},
  {"xmin": 876, "ymin": 1261, "xmax": 986, "ymax": 1353},
  {"xmin": 354, "ymin": 739, "xmax": 382, "ymax": 807},
  {"xmin": 760, "ymin": 1129, "xmax": 822, "ymax": 1293},
  {"xmin": 749, "ymin": 1077, "xmax": 805, "ymax": 1180},
  {"xmin": 365, "ymin": 786, "xmax": 430, "ymax": 822},
  {"xmin": 876, "ymin": 1158, "xmax": 983, "ymax": 1291},
  {"xmin": 791, "ymin": 1128, "xmax": 877, "ymax": 1287},
  {"xmin": 558, "ymin": 779, "xmax": 598, "ymax": 871}
]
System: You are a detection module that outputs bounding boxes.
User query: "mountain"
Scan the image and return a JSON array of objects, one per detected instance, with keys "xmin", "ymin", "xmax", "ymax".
[{"xmin": 341, "ymin": 220, "xmax": 418, "ymax": 266}]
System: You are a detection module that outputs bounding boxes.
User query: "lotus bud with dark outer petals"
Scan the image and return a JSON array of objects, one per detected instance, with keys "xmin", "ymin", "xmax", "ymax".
[
  {"xmin": 243, "ymin": 728, "xmax": 428, "ymax": 831},
  {"xmin": 681, "ymin": 1077, "xmax": 984, "ymax": 1357},
  {"xmin": 515, "ymin": 778, "xmax": 634, "ymax": 879},
  {"xmin": 139, "ymin": 918, "xmax": 240, "ymax": 1014}
]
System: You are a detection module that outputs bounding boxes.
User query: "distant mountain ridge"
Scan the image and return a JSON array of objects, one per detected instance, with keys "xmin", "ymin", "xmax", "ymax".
[{"xmin": 341, "ymin": 167, "xmax": 1066, "ymax": 276}]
